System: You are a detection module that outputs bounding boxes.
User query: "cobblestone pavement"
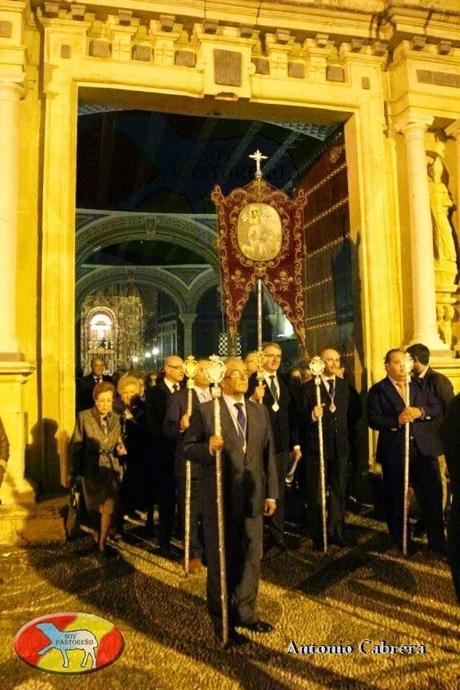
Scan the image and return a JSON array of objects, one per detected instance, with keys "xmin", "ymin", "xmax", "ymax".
[{"xmin": 1, "ymin": 513, "xmax": 460, "ymax": 690}]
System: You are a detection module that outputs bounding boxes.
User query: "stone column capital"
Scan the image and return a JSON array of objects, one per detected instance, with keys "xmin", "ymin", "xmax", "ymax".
[
  {"xmin": 178, "ymin": 312, "xmax": 197, "ymax": 326},
  {"xmin": 446, "ymin": 119, "xmax": 460, "ymax": 140},
  {"xmin": 394, "ymin": 113, "xmax": 433, "ymax": 136},
  {"xmin": 0, "ymin": 72, "xmax": 25, "ymax": 98}
]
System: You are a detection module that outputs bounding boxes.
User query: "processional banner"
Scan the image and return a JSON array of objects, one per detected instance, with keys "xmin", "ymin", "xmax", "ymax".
[{"xmin": 211, "ymin": 153, "xmax": 307, "ymax": 349}]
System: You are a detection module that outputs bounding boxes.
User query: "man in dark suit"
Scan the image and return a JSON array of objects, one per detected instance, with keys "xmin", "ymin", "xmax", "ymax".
[
  {"xmin": 441, "ymin": 394, "xmax": 460, "ymax": 602},
  {"xmin": 406, "ymin": 343, "xmax": 454, "ymax": 512},
  {"xmin": 247, "ymin": 342, "xmax": 301, "ymax": 550},
  {"xmin": 367, "ymin": 348, "xmax": 445, "ymax": 553},
  {"xmin": 163, "ymin": 359, "xmax": 211, "ymax": 572},
  {"xmin": 76, "ymin": 357, "xmax": 113, "ymax": 412},
  {"xmin": 145, "ymin": 354, "xmax": 184, "ymax": 549},
  {"xmin": 183, "ymin": 357, "xmax": 278, "ymax": 647},
  {"xmin": 302, "ymin": 348, "xmax": 358, "ymax": 548}
]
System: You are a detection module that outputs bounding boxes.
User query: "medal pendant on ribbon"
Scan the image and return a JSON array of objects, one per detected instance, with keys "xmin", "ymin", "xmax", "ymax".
[
  {"xmin": 329, "ymin": 403, "xmax": 336, "ymax": 413},
  {"xmin": 272, "ymin": 402, "xmax": 280, "ymax": 412}
]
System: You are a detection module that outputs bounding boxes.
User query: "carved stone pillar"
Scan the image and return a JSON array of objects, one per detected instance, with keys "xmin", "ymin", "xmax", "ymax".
[
  {"xmin": 179, "ymin": 313, "xmax": 197, "ymax": 357},
  {"xmin": 0, "ymin": 74, "xmax": 37, "ymax": 511},
  {"xmin": 0, "ymin": 76, "xmax": 23, "ymax": 355},
  {"xmin": 397, "ymin": 115, "xmax": 449, "ymax": 352}
]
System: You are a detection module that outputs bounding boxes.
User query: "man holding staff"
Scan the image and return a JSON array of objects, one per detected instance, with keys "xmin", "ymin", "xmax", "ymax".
[
  {"xmin": 302, "ymin": 348, "xmax": 357, "ymax": 549},
  {"xmin": 183, "ymin": 357, "xmax": 278, "ymax": 647},
  {"xmin": 367, "ymin": 348, "xmax": 445, "ymax": 554},
  {"xmin": 163, "ymin": 359, "xmax": 212, "ymax": 574},
  {"xmin": 247, "ymin": 342, "xmax": 301, "ymax": 551}
]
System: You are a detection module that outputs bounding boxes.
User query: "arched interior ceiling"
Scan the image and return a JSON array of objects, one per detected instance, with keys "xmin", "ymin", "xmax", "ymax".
[
  {"xmin": 76, "ymin": 265, "xmax": 218, "ymax": 314},
  {"xmin": 77, "ymin": 109, "xmax": 340, "ymax": 214},
  {"xmin": 76, "ymin": 108, "xmax": 341, "ymax": 311}
]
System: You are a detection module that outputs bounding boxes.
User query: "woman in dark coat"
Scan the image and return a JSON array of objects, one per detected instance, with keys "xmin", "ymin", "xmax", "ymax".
[
  {"xmin": 118, "ymin": 375, "xmax": 150, "ymax": 517},
  {"xmin": 70, "ymin": 381, "xmax": 126, "ymax": 555}
]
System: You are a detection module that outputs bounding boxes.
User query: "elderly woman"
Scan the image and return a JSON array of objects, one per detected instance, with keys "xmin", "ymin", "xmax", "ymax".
[
  {"xmin": 70, "ymin": 381, "xmax": 126, "ymax": 557},
  {"xmin": 118, "ymin": 375, "xmax": 150, "ymax": 521}
]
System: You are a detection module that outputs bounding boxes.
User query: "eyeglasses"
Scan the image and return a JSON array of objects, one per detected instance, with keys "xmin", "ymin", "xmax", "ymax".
[
  {"xmin": 226, "ymin": 371, "xmax": 249, "ymax": 380},
  {"xmin": 167, "ymin": 364, "xmax": 184, "ymax": 370}
]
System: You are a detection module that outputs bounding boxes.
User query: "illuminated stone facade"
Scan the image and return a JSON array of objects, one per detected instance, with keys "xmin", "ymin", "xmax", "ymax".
[{"xmin": 1, "ymin": 0, "xmax": 460, "ymax": 539}]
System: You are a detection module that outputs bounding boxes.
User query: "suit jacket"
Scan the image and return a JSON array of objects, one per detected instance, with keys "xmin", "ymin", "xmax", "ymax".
[
  {"xmin": 122, "ymin": 398, "xmax": 149, "ymax": 466},
  {"xmin": 417, "ymin": 367, "xmax": 454, "ymax": 414},
  {"xmin": 441, "ymin": 394, "xmax": 460, "ymax": 487},
  {"xmin": 183, "ymin": 398, "xmax": 278, "ymax": 519},
  {"xmin": 367, "ymin": 376, "xmax": 442, "ymax": 463},
  {"xmin": 76, "ymin": 374, "xmax": 113, "ymax": 412},
  {"xmin": 163, "ymin": 387, "xmax": 202, "ymax": 477},
  {"xmin": 247, "ymin": 372, "xmax": 298, "ymax": 453},
  {"xmin": 301, "ymin": 376, "xmax": 353, "ymax": 459},
  {"xmin": 70, "ymin": 408, "xmax": 123, "ymax": 478},
  {"xmin": 145, "ymin": 380, "xmax": 178, "ymax": 455}
]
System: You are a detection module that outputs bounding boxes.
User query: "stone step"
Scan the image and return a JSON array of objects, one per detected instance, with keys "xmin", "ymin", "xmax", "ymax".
[{"xmin": 0, "ymin": 496, "xmax": 67, "ymax": 545}]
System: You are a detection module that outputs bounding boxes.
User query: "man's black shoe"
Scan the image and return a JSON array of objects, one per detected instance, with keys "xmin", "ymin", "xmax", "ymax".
[{"xmin": 237, "ymin": 620, "xmax": 273, "ymax": 633}]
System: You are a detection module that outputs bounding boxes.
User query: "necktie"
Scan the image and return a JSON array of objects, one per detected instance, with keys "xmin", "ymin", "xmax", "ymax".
[
  {"xmin": 269, "ymin": 375, "xmax": 279, "ymax": 403},
  {"xmin": 396, "ymin": 381, "xmax": 406, "ymax": 400},
  {"xmin": 173, "ymin": 384, "xmax": 179, "ymax": 392},
  {"xmin": 328, "ymin": 378, "xmax": 335, "ymax": 396},
  {"xmin": 234, "ymin": 402, "xmax": 246, "ymax": 444}
]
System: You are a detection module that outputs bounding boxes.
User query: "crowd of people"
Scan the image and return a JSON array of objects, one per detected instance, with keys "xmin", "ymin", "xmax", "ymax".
[{"xmin": 70, "ymin": 342, "xmax": 460, "ymax": 648}]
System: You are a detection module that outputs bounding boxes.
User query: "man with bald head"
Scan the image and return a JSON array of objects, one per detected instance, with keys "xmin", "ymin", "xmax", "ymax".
[
  {"xmin": 146, "ymin": 354, "xmax": 185, "ymax": 549},
  {"xmin": 76, "ymin": 357, "xmax": 113, "ymax": 412},
  {"xmin": 302, "ymin": 348, "xmax": 358, "ymax": 549},
  {"xmin": 184, "ymin": 357, "xmax": 278, "ymax": 646}
]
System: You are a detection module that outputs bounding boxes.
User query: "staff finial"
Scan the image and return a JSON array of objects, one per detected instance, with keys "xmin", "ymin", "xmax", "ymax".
[{"xmin": 249, "ymin": 149, "xmax": 268, "ymax": 179}]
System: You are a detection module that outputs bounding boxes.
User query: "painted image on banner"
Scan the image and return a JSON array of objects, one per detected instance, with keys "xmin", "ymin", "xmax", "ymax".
[{"xmin": 237, "ymin": 203, "xmax": 282, "ymax": 261}]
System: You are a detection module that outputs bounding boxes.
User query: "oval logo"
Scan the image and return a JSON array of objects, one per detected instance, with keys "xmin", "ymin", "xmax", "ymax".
[{"xmin": 14, "ymin": 612, "xmax": 124, "ymax": 675}]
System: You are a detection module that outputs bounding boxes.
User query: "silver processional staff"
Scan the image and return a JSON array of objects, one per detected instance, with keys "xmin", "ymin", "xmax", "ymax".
[{"xmin": 309, "ymin": 356, "xmax": 328, "ymax": 554}]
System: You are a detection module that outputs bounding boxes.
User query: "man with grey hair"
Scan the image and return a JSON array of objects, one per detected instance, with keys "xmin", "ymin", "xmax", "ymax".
[
  {"xmin": 248, "ymin": 341, "xmax": 301, "ymax": 551},
  {"xmin": 184, "ymin": 357, "xmax": 278, "ymax": 647}
]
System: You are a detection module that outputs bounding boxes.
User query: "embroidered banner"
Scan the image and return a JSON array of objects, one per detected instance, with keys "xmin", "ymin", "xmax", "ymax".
[{"xmin": 211, "ymin": 176, "xmax": 307, "ymax": 349}]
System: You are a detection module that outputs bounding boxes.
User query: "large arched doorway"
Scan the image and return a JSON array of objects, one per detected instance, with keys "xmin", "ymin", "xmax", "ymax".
[{"xmin": 75, "ymin": 109, "xmax": 355, "ymax": 377}]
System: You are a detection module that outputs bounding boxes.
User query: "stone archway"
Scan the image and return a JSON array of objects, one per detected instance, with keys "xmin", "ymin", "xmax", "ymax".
[{"xmin": 76, "ymin": 211, "xmax": 219, "ymax": 271}]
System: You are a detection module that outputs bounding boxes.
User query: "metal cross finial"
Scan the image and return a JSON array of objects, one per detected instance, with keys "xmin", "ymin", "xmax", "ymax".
[{"xmin": 249, "ymin": 149, "xmax": 268, "ymax": 179}]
